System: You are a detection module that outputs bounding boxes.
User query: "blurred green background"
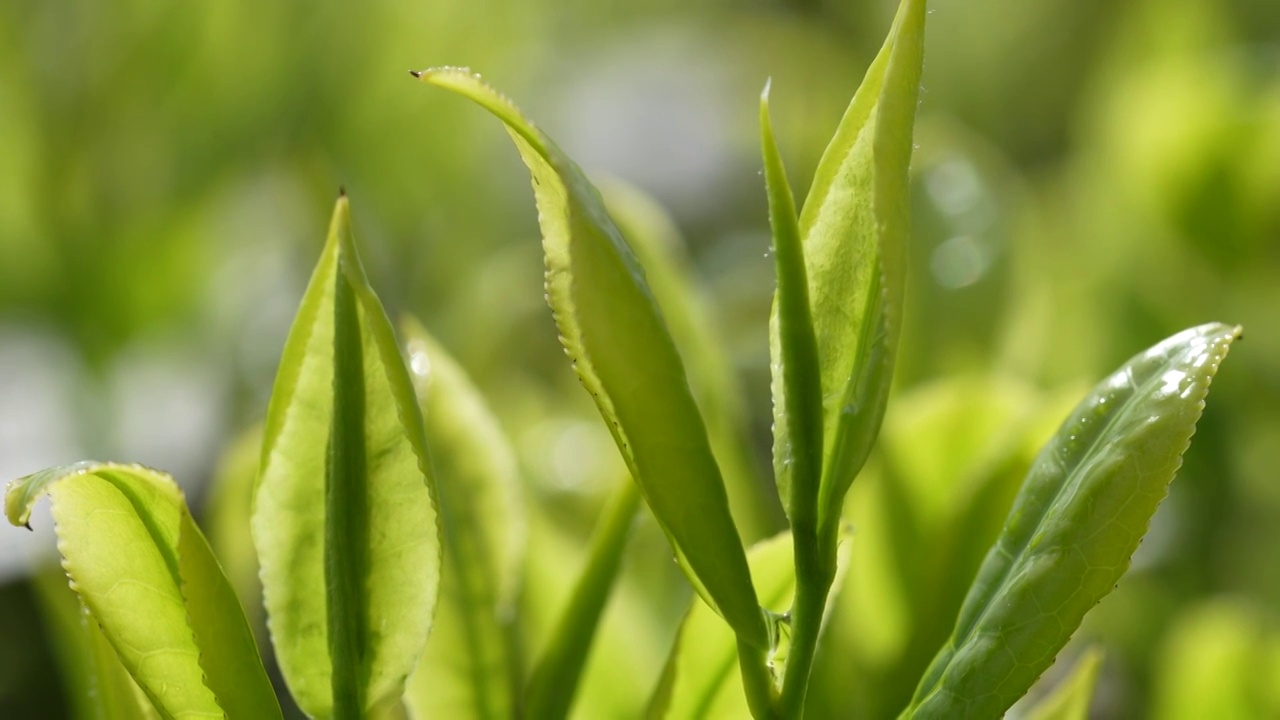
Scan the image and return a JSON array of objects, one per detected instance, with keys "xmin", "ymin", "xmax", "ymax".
[{"xmin": 1, "ymin": 0, "xmax": 1277, "ymax": 717}]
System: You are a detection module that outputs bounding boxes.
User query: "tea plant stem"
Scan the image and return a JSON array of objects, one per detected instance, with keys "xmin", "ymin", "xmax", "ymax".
[
  {"xmin": 737, "ymin": 637, "xmax": 782, "ymax": 719},
  {"xmin": 524, "ymin": 479, "xmax": 641, "ymax": 720},
  {"xmin": 779, "ymin": 532, "xmax": 833, "ymax": 718}
]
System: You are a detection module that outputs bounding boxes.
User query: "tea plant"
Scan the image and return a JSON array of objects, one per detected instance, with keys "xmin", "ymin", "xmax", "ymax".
[{"xmin": 5, "ymin": 0, "xmax": 1242, "ymax": 717}]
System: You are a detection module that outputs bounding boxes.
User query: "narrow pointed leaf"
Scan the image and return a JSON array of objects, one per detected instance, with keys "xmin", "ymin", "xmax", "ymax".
[
  {"xmin": 760, "ymin": 82, "xmax": 823, "ymax": 536},
  {"xmin": 769, "ymin": 0, "xmax": 926, "ymax": 540},
  {"xmin": 400, "ymin": 318, "xmax": 523, "ymax": 720},
  {"xmin": 254, "ymin": 196, "xmax": 441, "ymax": 718},
  {"xmin": 526, "ymin": 479, "xmax": 642, "ymax": 720},
  {"xmin": 602, "ymin": 180, "xmax": 784, "ymax": 541},
  {"xmin": 1024, "ymin": 647, "xmax": 1104, "ymax": 720},
  {"xmin": 903, "ymin": 323, "xmax": 1242, "ymax": 719},
  {"xmin": 415, "ymin": 68, "xmax": 766, "ymax": 648},
  {"xmin": 6, "ymin": 462, "xmax": 281, "ymax": 720}
]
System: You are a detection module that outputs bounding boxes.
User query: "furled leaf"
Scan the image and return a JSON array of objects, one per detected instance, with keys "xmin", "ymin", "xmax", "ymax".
[
  {"xmin": 6, "ymin": 462, "xmax": 281, "ymax": 720},
  {"xmin": 526, "ymin": 479, "xmax": 642, "ymax": 720},
  {"xmin": 769, "ymin": 0, "xmax": 926, "ymax": 543},
  {"xmin": 760, "ymin": 81, "xmax": 823, "ymax": 536},
  {"xmin": 1024, "ymin": 647, "xmax": 1104, "ymax": 720},
  {"xmin": 400, "ymin": 317, "xmax": 523, "ymax": 720},
  {"xmin": 32, "ymin": 563, "xmax": 160, "ymax": 720},
  {"xmin": 601, "ymin": 179, "xmax": 784, "ymax": 542},
  {"xmin": 650, "ymin": 529, "xmax": 853, "ymax": 719},
  {"xmin": 414, "ymin": 68, "xmax": 766, "ymax": 648},
  {"xmin": 254, "ymin": 195, "xmax": 441, "ymax": 718},
  {"xmin": 903, "ymin": 322, "xmax": 1242, "ymax": 718}
]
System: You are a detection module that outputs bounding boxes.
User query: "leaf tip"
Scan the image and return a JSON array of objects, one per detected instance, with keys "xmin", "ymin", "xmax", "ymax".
[
  {"xmin": 338, "ymin": 185, "xmax": 347, "ymax": 198},
  {"xmin": 408, "ymin": 69, "xmax": 422, "ymax": 78}
]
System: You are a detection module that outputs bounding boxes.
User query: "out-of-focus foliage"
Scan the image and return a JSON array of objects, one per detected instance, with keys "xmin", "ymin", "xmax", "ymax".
[{"xmin": 0, "ymin": 0, "xmax": 1276, "ymax": 716}]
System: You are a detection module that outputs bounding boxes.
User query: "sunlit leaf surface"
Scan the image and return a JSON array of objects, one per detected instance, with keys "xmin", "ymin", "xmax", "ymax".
[{"xmin": 254, "ymin": 195, "xmax": 440, "ymax": 718}]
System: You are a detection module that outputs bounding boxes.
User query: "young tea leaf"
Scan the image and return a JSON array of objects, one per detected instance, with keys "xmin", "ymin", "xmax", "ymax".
[
  {"xmin": 6, "ymin": 462, "xmax": 281, "ymax": 720},
  {"xmin": 903, "ymin": 322, "xmax": 1242, "ymax": 719},
  {"xmin": 768, "ymin": 0, "xmax": 926, "ymax": 544},
  {"xmin": 414, "ymin": 68, "xmax": 767, "ymax": 649},
  {"xmin": 760, "ymin": 82, "xmax": 823, "ymax": 539},
  {"xmin": 254, "ymin": 195, "xmax": 441, "ymax": 718},
  {"xmin": 32, "ymin": 562, "xmax": 162, "ymax": 720},
  {"xmin": 602, "ymin": 180, "xmax": 784, "ymax": 542},
  {"xmin": 400, "ymin": 317, "xmax": 523, "ymax": 720},
  {"xmin": 525, "ymin": 479, "xmax": 642, "ymax": 720}
]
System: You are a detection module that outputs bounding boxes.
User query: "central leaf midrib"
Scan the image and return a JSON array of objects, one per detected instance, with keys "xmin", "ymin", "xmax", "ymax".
[{"xmin": 326, "ymin": 265, "xmax": 370, "ymax": 719}]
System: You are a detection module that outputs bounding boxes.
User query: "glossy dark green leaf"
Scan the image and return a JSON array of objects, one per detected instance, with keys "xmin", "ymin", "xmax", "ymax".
[
  {"xmin": 399, "ymin": 317, "xmax": 523, "ymax": 720},
  {"xmin": 6, "ymin": 462, "xmax": 281, "ymax": 720},
  {"xmin": 415, "ymin": 68, "xmax": 766, "ymax": 648},
  {"xmin": 768, "ymin": 0, "xmax": 926, "ymax": 543},
  {"xmin": 903, "ymin": 322, "xmax": 1242, "ymax": 718},
  {"xmin": 1024, "ymin": 647, "xmax": 1104, "ymax": 720},
  {"xmin": 254, "ymin": 195, "xmax": 440, "ymax": 718}
]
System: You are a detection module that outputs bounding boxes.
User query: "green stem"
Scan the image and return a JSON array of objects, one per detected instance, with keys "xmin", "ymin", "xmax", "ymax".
[
  {"xmin": 779, "ymin": 525, "xmax": 835, "ymax": 718},
  {"xmin": 524, "ymin": 480, "xmax": 642, "ymax": 720},
  {"xmin": 737, "ymin": 636, "xmax": 781, "ymax": 720}
]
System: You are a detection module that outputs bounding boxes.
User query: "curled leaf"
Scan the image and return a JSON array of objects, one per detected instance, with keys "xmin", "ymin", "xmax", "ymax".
[
  {"xmin": 415, "ymin": 68, "xmax": 765, "ymax": 648},
  {"xmin": 6, "ymin": 462, "xmax": 280, "ymax": 720}
]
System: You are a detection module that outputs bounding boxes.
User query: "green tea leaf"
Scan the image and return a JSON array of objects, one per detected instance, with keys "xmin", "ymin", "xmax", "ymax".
[
  {"xmin": 903, "ymin": 322, "xmax": 1242, "ymax": 719},
  {"xmin": 32, "ymin": 563, "xmax": 160, "ymax": 720},
  {"xmin": 6, "ymin": 462, "xmax": 280, "ymax": 720},
  {"xmin": 601, "ymin": 179, "xmax": 784, "ymax": 541},
  {"xmin": 1024, "ymin": 647, "xmax": 1104, "ymax": 720},
  {"xmin": 415, "ymin": 68, "xmax": 766, "ymax": 648},
  {"xmin": 768, "ymin": 0, "xmax": 926, "ymax": 541},
  {"xmin": 760, "ymin": 81, "xmax": 823, "ymax": 537},
  {"xmin": 526, "ymin": 479, "xmax": 642, "ymax": 720},
  {"xmin": 400, "ymin": 317, "xmax": 523, "ymax": 720},
  {"xmin": 254, "ymin": 195, "xmax": 441, "ymax": 718}
]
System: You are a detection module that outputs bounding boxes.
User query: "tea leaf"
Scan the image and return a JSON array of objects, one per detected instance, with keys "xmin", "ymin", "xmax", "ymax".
[
  {"xmin": 768, "ymin": 0, "xmax": 926, "ymax": 542},
  {"xmin": 1024, "ymin": 647, "xmax": 1104, "ymax": 720},
  {"xmin": 415, "ymin": 68, "xmax": 766, "ymax": 648},
  {"xmin": 6, "ymin": 462, "xmax": 280, "ymax": 720},
  {"xmin": 760, "ymin": 81, "xmax": 823, "ymax": 537},
  {"xmin": 903, "ymin": 322, "xmax": 1242, "ymax": 718},
  {"xmin": 602, "ymin": 180, "xmax": 784, "ymax": 541},
  {"xmin": 254, "ymin": 195, "xmax": 441, "ymax": 718},
  {"xmin": 526, "ymin": 479, "xmax": 642, "ymax": 720},
  {"xmin": 400, "ymin": 317, "xmax": 523, "ymax": 720},
  {"xmin": 32, "ymin": 563, "xmax": 161, "ymax": 720}
]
